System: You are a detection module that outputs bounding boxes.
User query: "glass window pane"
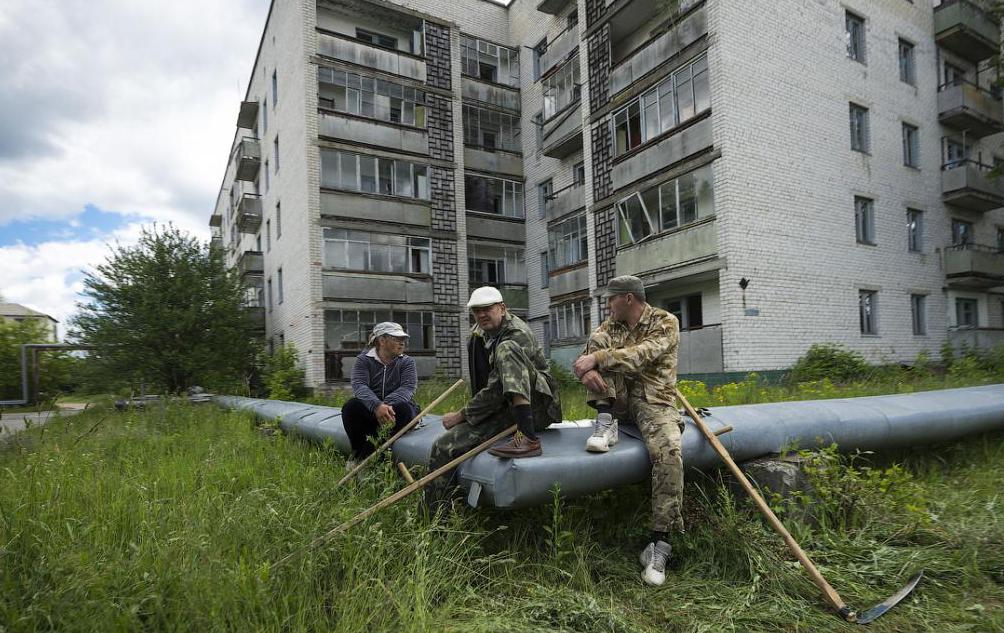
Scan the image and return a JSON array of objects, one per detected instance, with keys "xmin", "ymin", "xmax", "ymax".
[
  {"xmin": 360, "ymin": 156, "xmax": 377, "ymax": 193},
  {"xmin": 659, "ymin": 181, "xmax": 678, "ymax": 230},
  {"xmin": 378, "ymin": 159, "xmax": 394, "ymax": 195},
  {"xmin": 347, "ymin": 241, "xmax": 367, "ymax": 269},
  {"xmin": 395, "ymin": 161, "xmax": 413, "ymax": 198},
  {"xmin": 339, "ymin": 153, "xmax": 357, "ymax": 190}
]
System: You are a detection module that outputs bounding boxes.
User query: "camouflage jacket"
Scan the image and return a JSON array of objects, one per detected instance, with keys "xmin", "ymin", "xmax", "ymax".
[
  {"xmin": 463, "ymin": 312, "xmax": 562, "ymax": 428},
  {"xmin": 585, "ymin": 303, "xmax": 679, "ymax": 406}
]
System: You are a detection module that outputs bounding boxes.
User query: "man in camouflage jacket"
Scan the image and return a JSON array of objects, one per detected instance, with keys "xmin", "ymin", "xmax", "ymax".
[
  {"xmin": 425, "ymin": 286, "xmax": 562, "ymax": 507},
  {"xmin": 573, "ymin": 275, "xmax": 683, "ymax": 586}
]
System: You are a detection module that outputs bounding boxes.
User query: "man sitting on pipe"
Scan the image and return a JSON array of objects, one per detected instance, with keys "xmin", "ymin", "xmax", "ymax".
[
  {"xmin": 573, "ymin": 275, "xmax": 683, "ymax": 587},
  {"xmin": 425, "ymin": 286, "xmax": 562, "ymax": 508}
]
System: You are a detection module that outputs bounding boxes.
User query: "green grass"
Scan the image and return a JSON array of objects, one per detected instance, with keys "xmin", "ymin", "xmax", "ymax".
[{"xmin": 2, "ymin": 382, "xmax": 1004, "ymax": 631}]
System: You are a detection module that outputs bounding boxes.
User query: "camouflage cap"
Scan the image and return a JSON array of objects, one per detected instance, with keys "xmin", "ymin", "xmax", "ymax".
[{"xmin": 602, "ymin": 275, "xmax": 646, "ymax": 299}]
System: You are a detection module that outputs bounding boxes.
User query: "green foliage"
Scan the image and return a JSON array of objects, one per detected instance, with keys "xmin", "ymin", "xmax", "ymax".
[
  {"xmin": 260, "ymin": 346, "xmax": 307, "ymax": 401},
  {"xmin": 71, "ymin": 225, "xmax": 258, "ymax": 394},
  {"xmin": 788, "ymin": 343, "xmax": 869, "ymax": 384},
  {"xmin": 0, "ymin": 318, "xmax": 74, "ymax": 402}
]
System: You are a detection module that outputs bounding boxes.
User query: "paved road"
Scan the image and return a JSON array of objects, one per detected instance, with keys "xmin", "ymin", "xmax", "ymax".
[{"xmin": 0, "ymin": 404, "xmax": 88, "ymax": 437}]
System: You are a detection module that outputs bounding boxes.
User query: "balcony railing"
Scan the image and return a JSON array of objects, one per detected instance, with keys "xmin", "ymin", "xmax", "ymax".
[
  {"xmin": 233, "ymin": 137, "xmax": 261, "ymax": 182},
  {"xmin": 938, "ymin": 80, "xmax": 1004, "ymax": 137},
  {"xmin": 544, "ymin": 182, "xmax": 585, "ymax": 220},
  {"xmin": 944, "ymin": 242, "xmax": 1004, "ymax": 287},
  {"xmin": 237, "ymin": 100, "xmax": 259, "ymax": 129},
  {"xmin": 236, "ymin": 193, "xmax": 263, "ymax": 233},
  {"xmin": 539, "ymin": 26, "xmax": 578, "ymax": 78},
  {"xmin": 609, "ymin": 4, "xmax": 707, "ymax": 97},
  {"xmin": 237, "ymin": 250, "xmax": 264, "ymax": 277},
  {"xmin": 536, "ymin": 0, "xmax": 571, "ymax": 15},
  {"xmin": 542, "ymin": 101, "xmax": 584, "ymax": 159},
  {"xmin": 934, "ymin": 0, "xmax": 1001, "ymax": 62},
  {"xmin": 245, "ymin": 306, "xmax": 266, "ymax": 332},
  {"xmin": 941, "ymin": 160, "xmax": 1004, "ymax": 212},
  {"xmin": 317, "ymin": 30, "xmax": 426, "ymax": 82},
  {"xmin": 209, "ymin": 212, "xmax": 222, "ymax": 228},
  {"xmin": 616, "ymin": 218, "xmax": 718, "ymax": 278},
  {"xmin": 499, "ymin": 284, "xmax": 529, "ymax": 311}
]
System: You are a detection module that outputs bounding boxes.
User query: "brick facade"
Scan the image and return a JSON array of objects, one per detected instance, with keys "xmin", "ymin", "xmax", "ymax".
[
  {"xmin": 424, "ymin": 22, "xmax": 452, "ymax": 91},
  {"xmin": 589, "ymin": 122, "xmax": 612, "ymax": 201},
  {"xmin": 593, "ymin": 205, "xmax": 617, "ymax": 290},
  {"xmin": 586, "ymin": 26, "xmax": 610, "ymax": 113}
]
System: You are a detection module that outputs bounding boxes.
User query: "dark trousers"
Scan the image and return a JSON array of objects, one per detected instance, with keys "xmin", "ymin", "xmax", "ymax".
[{"xmin": 342, "ymin": 398, "xmax": 416, "ymax": 458}]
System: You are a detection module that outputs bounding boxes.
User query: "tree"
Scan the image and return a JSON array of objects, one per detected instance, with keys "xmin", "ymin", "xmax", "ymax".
[
  {"xmin": 0, "ymin": 318, "xmax": 73, "ymax": 401},
  {"xmin": 72, "ymin": 225, "xmax": 259, "ymax": 394}
]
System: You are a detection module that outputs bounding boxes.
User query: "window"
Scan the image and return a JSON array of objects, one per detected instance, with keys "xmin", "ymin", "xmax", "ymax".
[
  {"xmin": 944, "ymin": 62, "xmax": 965, "ymax": 87},
  {"xmin": 944, "ymin": 138, "xmax": 966, "ymax": 168},
  {"xmin": 611, "ymin": 54, "xmax": 709, "ymax": 156},
  {"xmin": 538, "ymin": 179, "xmax": 553, "ymax": 218},
  {"xmin": 542, "ymin": 59, "xmax": 580, "ymax": 120},
  {"xmin": 902, "ymin": 123, "xmax": 919, "ymax": 167},
  {"xmin": 665, "ymin": 294, "xmax": 703, "ymax": 330},
  {"xmin": 464, "ymin": 174, "xmax": 524, "ymax": 217},
  {"xmin": 468, "ymin": 243, "xmax": 526, "ymax": 285},
  {"xmin": 547, "ymin": 213, "xmax": 588, "ymax": 269},
  {"xmin": 573, "ymin": 162, "xmax": 586, "ymax": 185},
  {"xmin": 849, "ymin": 103, "xmax": 870, "ymax": 153},
  {"xmin": 911, "ymin": 294, "xmax": 926, "ymax": 336},
  {"xmin": 326, "ymin": 309, "xmax": 434, "ymax": 351},
  {"xmin": 533, "ymin": 112, "xmax": 544, "ymax": 149},
  {"xmin": 356, "ymin": 28, "xmax": 397, "ymax": 49},
  {"xmin": 898, "ymin": 39, "xmax": 915, "ymax": 84},
  {"xmin": 256, "ymin": 234, "xmax": 262, "ymax": 252},
  {"xmin": 550, "ymin": 299, "xmax": 591, "ymax": 341},
  {"xmin": 322, "ymin": 228, "xmax": 431, "ymax": 274},
  {"xmin": 855, "ymin": 196, "xmax": 875, "ymax": 245},
  {"xmin": 540, "ymin": 251, "xmax": 549, "ymax": 288},
  {"xmin": 272, "ymin": 70, "xmax": 278, "ymax": 106},
  {"xmin": 616, "ymin": 164, "xmax": 715, "ymax": 245},
  {"xmin": 859, "ymin": 290, "xmax": 877, "ymax": 335},
  {"xmin": 263, "ymin": 158, "xmax": 270, "ymax": 192},
  {"xmin": 997, "ymin": 226, "xmax": 1004, "ymax": 252},
  {"xmin": 321, "ymin": 149, "xmax": 430, "ymax": 199},
  {"xmin": 318, "ymin": 68, "xmax": 427, "ymax": 127},
  {"xmin": 267, "ymin": 278, "xmax": 274, "ymax": 312},
  {"xmin": 266, "ymin": 220, "xmax": 271, "ymax": 252},
  {"xmin": 846, "ymin": 11, "xmax": 866, "ymax": 63},
  {"xmin": 463, "ymin": 105, "xmax": 521, "ymax": 152},
  {"xmin": 952, "ymin": 219, "xmax": 973, "ymax": 246},
  {"xmin": 277, "ymin": 267, "xmax": 284, "ymax": 304},
  {"xmin": 274, "ymin": 136, "xmax": 280, "ymax": 172},
  {"xmin": 907, "ymin": 209, "xmax": 923, "ymax": 252},
  {"xmin": 261, "ymin": 97, "xmax": 268, "ymax": 133},
  {"xmin": 460, "ymin": 35, "xmax": 520, "ymax": 87},
  {"xmin": 276, "ymin": 202, "xmax": 281, "ymax": 238},
  {"xmin": 956, "ymin": 298, "xmax": 978, "ymax": 329}
]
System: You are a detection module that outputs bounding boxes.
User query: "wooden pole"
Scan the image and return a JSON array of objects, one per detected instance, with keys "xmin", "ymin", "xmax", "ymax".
[
  {"xmin": 397, "ymin": 462, "xmax": 415, "ymax": 484},
  {"xmin": 335, "ymin": 378, "xmax": 465, "ymax": 488},
  {"xmin": 274, "ymin": 424, "xmax": 517, "ymax": 568},
  {"xmin": 677, "ymin": 392, "xmax": 850, "ymax": 616}
]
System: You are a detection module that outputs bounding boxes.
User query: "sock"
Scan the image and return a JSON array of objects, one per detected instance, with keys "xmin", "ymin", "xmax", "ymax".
[
  {"xmin": 594, "ymin": 400, "xmax": 613, "ymax": 415},
  {"xmin": 512, "ymin": 404, "xmax": 537, "ymax": 441},
  {"xmin": 652, "ymin": 531, "xmax": 669, "ymax": 544}
]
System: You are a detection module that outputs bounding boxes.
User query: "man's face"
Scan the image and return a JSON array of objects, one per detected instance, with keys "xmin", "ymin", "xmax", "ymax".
[
  {"xmin": 472, "ymin": 303, "xmax": 506, "ymax": 332},
  {"xmin": 381, "ymin": 335, "xmax": 407, "ymax": 355},
  {"xmin": 607, "ymin": 293, "xmax": 630, "ymax": 322}
]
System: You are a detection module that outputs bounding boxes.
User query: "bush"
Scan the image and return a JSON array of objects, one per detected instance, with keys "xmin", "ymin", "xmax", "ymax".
[
  {"xmin": 787, "ymin": 343, "xmax": 869, "ymax": 384},
  {"xmin": 259, "ymin": 346, "xmax": 307, "ymax": 401}
]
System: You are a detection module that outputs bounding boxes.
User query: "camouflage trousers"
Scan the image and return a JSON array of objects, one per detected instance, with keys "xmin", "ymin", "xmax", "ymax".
[
  {"xmin": 589, "ymin": 376, "xmax": 685, "ymax": 534},
  {"xmin": 424, "ymin": 411, "xmax": 513, "ymax": 505}
]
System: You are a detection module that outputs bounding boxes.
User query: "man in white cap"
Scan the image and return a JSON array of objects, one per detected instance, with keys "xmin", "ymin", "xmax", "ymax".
[{"xmin": 425, "ymin": 286, "xmax": 562, "ymax": 508}]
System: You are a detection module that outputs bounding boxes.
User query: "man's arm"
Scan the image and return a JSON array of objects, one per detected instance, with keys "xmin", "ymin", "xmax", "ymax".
[{"xmin": 593, "ymin": 315, "xmax": 678, "ymax": 374}]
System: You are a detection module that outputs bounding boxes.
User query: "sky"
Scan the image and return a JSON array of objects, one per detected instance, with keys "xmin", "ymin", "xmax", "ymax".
[{"xmin": 0, "ymin": 0, "xmax": 272, "ymax": 335}]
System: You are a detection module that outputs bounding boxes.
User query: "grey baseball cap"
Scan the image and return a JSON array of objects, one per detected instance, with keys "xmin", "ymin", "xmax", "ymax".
[
  {"xmin": 602, "ymin": 275, "xmax": 646, "ymax": 298},
  {"xmin": 368, "ymin": 322, "xmax": 409, "ymax": 345}
]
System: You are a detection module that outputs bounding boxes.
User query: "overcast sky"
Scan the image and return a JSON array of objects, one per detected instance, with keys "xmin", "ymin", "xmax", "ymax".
[{"xmin": 0, "ymin": 0, "xmax": 271, "ymax": 334}]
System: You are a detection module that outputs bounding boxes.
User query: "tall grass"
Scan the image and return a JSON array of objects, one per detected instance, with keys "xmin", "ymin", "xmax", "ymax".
[{"xmin": 1, "ymin": 396, "xmax": 1003, "ymax": 631}]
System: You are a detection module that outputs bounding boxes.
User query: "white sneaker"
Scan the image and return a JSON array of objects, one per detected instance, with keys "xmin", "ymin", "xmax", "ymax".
[
  {"xmin": 640, "ymin": 540, "xmax": 672, "ymax": 586},
  {"xmin": 585, "ymin": 412, "xmax": 618, "ymax": 452}
]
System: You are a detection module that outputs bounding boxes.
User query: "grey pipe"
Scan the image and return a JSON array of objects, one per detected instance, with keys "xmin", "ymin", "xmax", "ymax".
[{"xmin": 216, "ymin": 384, "xmax": 1004, "ymax": 509}]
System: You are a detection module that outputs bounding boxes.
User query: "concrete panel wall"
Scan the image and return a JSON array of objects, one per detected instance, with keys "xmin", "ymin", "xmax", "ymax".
[
  {"xmin": 616, "ymin": 219, "xmax": 718, "ymax": 277},
  {"xmin": 466, "ymin": 214, "xmax": 527, "ymax": 242},
  {"xmin": 318, "ymin": 112, "xmax": 429, "ymax": 155},
  {"xmin": 549, "ymin": 265, "xmax": 589, "ymax": 296},
  {"xmin": 322, "ymin": 272, "xmax": 434, "ymax": 304},
  {"xmin": 461, "ymin": 78, "xmax": 521, "ymax": 112},
  {"xmin": 321, "ymin": 191, "xmax": 431, "ymax": 226},
  {"xmin": 464, "ymin": 146, "xmax": 524, "ymax": 177}
]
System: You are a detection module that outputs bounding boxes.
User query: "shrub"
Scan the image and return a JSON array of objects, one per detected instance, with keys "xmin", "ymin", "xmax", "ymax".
[
  {"xmin": 259, "ymin": 346, "xmax": 307, "ymax": 401},
  {"xmin": 787, "ymin": 343, "xmax": 869, "ymax": 384}
]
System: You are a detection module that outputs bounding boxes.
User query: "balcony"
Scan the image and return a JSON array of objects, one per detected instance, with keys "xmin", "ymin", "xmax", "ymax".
[
  {"xmin": 237, "ymin": 250, "xmax": 264, "ymax": 277},
  {"xmin": 549, "ymin": 263, "xmax": 589, "ymax": 297},
  {"xmin": 942, "ymin": 161, "xmax": 1004, "ymax": 212},
  {"xmin": 537, "ymin": 0, "xmax": 571, "ymax": 15},
  {"xmin": 611, "ymin": 116, "xmax": 713, "ymax": 191},
  {"xmin": 540, "ymin": 27, "xmax": 578, "ymax": 78},
  {"xmin": 236, "ymin": 194, "xmax": 263, "ymax": 233},
  {"xmin": 542, "ymin": 101, "xmax": 584, "ymax": 159},
  {"xmin": 461, "ymin": 78, "xmax": 520, "ymax": 112},
  {"xmin": 466, "ymin": 214, "xmax": 526, "ymax": 242},
  {"xmin": 321, "ymin": 191, "xmax": 431, "ymax": 227},
  {"xmin": 233, "ymin": 137, "xmax": 261, "ymax": 182},
  {"xmin": 944, "ymin": 243, "xmax": 1004, "ymax": 288},
  {"xmin": 464, "ymin": 146, "xmax": 523, "ymax": 178},
  {"xmin": 938, "ymin": 81, "xmax": 1004, "ymax": 138},
  {"xmin": 246, "ymin": 306, "xmax": 266, "ymax": 332},
  {"xmin": 609, "ymin": 4, "xmax": 708, "ymax": 97},
  {"xmin": 322, "ymin": 272, "xmax": 434, "ymax": 304},
  {"xmin": 544, "ymin": 182, "xmax": 585, "ymax": 221},
  {"xmin": 317, "ymin": 30, "xmax": 427, "ymax": 82},
  {"xmin": 209, "ymin": 212, "xmax": 222, "ymax": 228},
  {"xmin": 499, "ymin": 284, "xmax": 529, "ymax": 311},
  {"xmin": 318, "ymin": 110, "xmax": 428, "ymax": 154},
  {"xmin": 237, "ymin": 100, "xmax": 259, "ymax": 129},
  {"xmin": 934, "ymin": 0, "xmax": 1001, "ymax": 63},
  {"xmin": 616, "ymin": 218, "xmax": 718, "ymax": 279},
  {"xmin": 210, "ymin": 236, "xmax": 222, "ymax": 251}
]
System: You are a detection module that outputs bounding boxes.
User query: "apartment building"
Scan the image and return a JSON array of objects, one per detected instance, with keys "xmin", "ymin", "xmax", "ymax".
[{"xmin": 211, "ymin": 0, "xmax": 1003, "ymax": 389}]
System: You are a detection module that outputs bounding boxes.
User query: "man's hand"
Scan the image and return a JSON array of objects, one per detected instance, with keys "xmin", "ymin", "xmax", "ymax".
[
  {"xmin": 442, "ymin": 410, "xmax": 466, "ymax": 430},
  {"xmin": 580, "ymin": 369, "xmax": 608, "ymax": 394},
  {"xmin": 573, "ymin": 353, "xmax": 598, "ymax": 378},
  {"xmin": 375, "ymin": 403, "xmax": 396, "ymax": 426}
]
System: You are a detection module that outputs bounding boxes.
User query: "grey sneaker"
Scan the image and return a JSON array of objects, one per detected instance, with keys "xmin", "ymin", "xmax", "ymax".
[
  {"xmin": 585, "ymin": 412, "xmax": 619, "ymax": 452},
  {"xmin": 640, "ymin": 540, "xmax": 672, "ymax": 586}
]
